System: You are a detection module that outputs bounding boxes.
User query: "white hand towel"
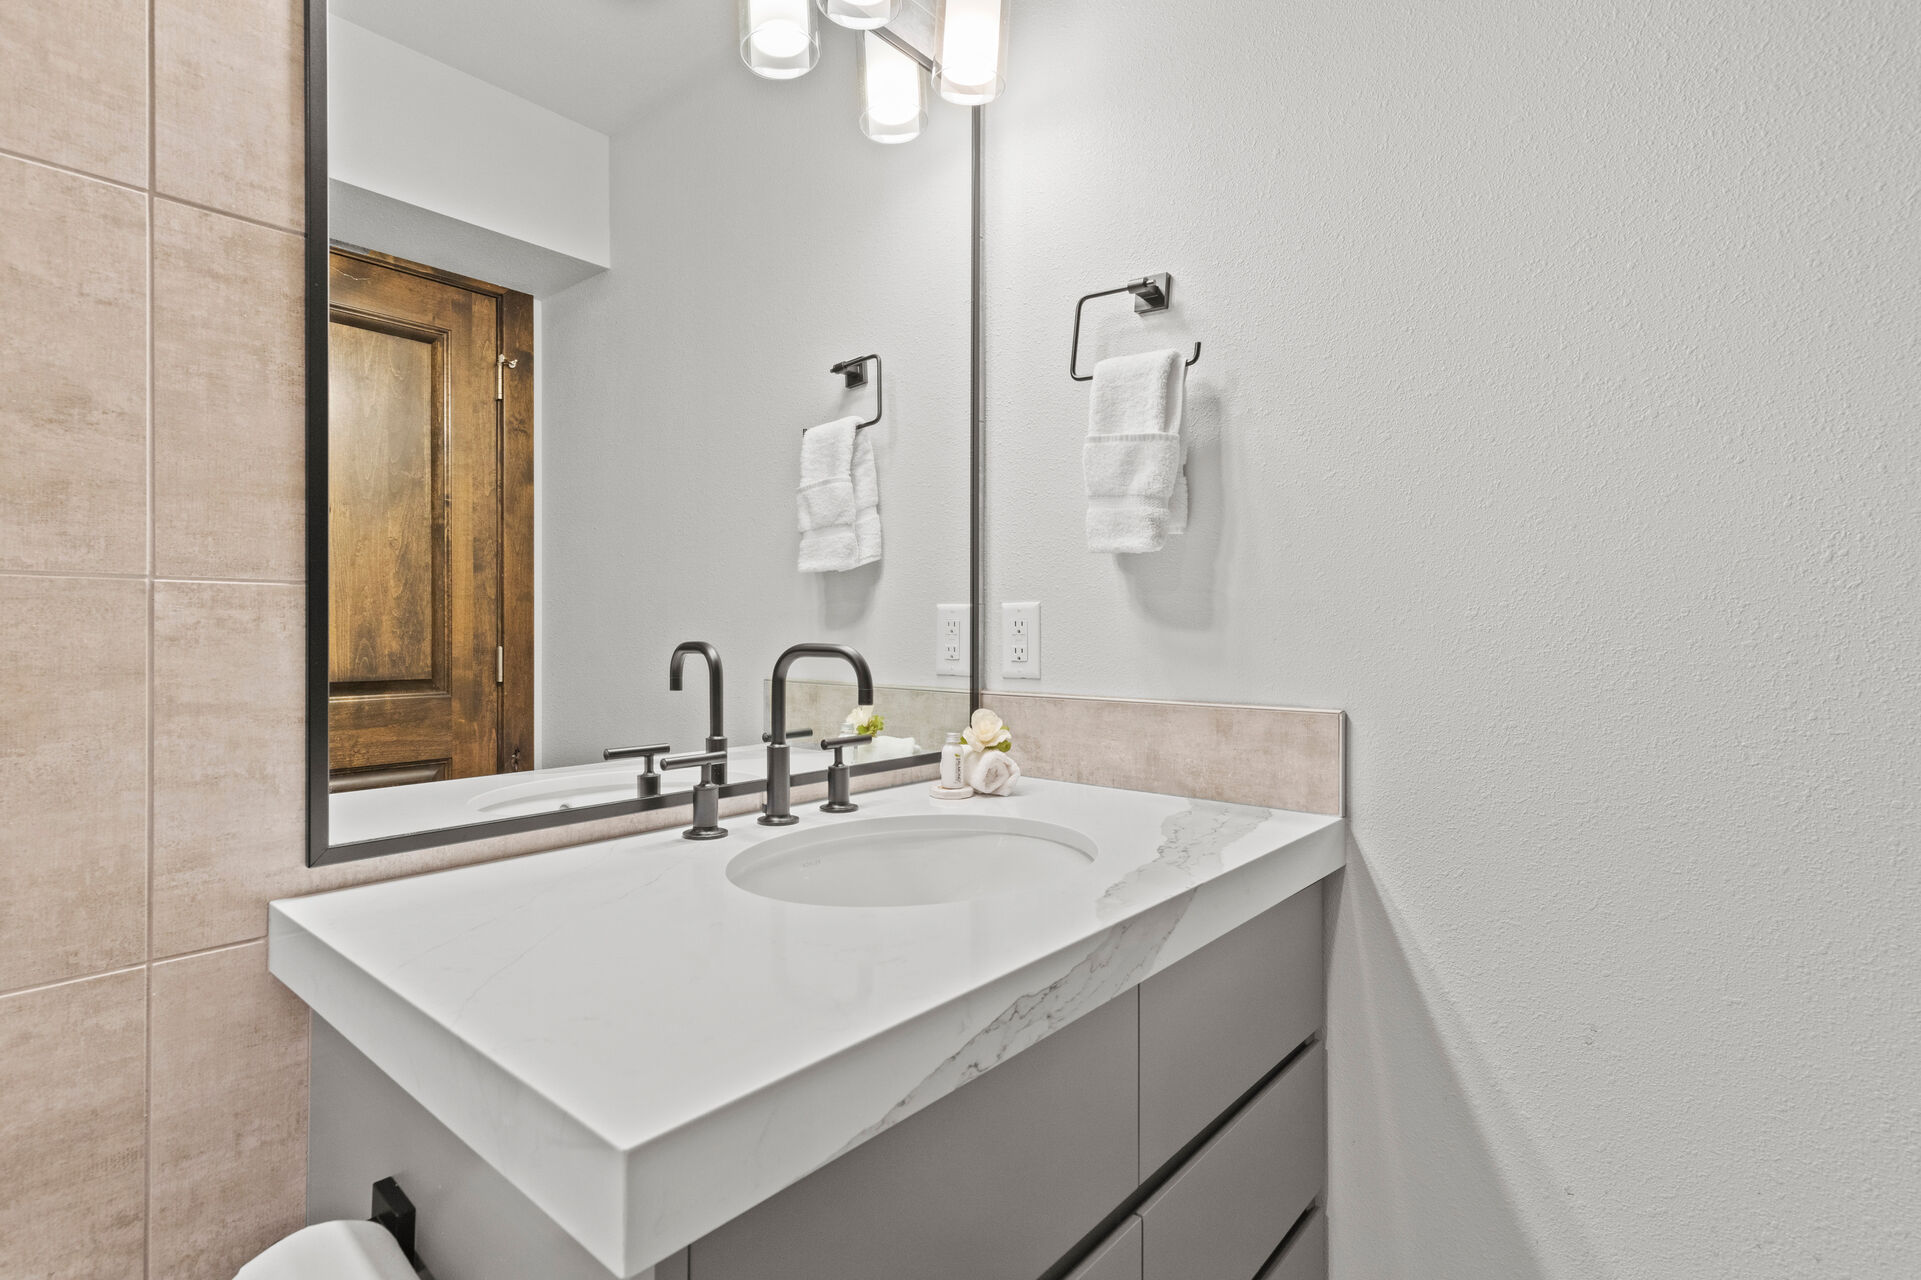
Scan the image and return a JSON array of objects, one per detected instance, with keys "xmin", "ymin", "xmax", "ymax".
[
  {"xmin": 1084, "ymin": 349, "xmax": 1188, "ymax": 553},
  {"xmin": 850, "ymin": 425, "xmax": 883, "ymax": 568},
  {"xmin": 797, "ymin": 417, "xmax": 860, "ymax": 573},
  {"xmin": 963, "ymin": 749, "xmax": 1022, "ymax": 796}
]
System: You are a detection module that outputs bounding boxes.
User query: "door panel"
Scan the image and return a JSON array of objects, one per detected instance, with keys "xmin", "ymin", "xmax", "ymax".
[
  {"xmin": 328, "ymin": 250, "xmax": 500, "ymax": 788},
  {"xmin": 328, "ymin": 321, "xmax": 438, "ymax": 685}
]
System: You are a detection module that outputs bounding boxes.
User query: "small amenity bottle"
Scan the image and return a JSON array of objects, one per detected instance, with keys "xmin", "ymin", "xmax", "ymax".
[{"xmin": 939, "ymin": 731, "xmax": 967, "ymax": 788}]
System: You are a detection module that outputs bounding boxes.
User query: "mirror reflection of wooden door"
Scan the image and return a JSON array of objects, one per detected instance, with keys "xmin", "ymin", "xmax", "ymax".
[{"xmin": 327, "ymin": 249, "xmax": 532, "ymax": 790}]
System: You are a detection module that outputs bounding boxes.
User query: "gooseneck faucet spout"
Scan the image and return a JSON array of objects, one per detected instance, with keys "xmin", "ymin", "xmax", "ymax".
[
  {"xmin": 762, "ymin": 643, "xmax": 875, "ymax": 826},
  {"xmin": 669, "ymin": 641, "xmax": 726, "ymax": 785}
]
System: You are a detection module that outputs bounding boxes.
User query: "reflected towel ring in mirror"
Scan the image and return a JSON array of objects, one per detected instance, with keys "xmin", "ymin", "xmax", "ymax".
[
  {"xmin": 1068, "ymin": 273, "xmax": 1203, "ymax": 382},
  {"xmin": 829, "ymin": 353, "xmax": 883, "ymax": 427}
]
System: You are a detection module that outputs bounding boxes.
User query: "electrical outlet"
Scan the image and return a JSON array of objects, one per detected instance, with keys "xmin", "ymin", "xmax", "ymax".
[
  {"xmin": 935, "ymin": 604, "xmax": 970, "ymax": 677},
  {"xmin": 1001, "ymin": 602, "xmax": 1041, "ymax": 679}
]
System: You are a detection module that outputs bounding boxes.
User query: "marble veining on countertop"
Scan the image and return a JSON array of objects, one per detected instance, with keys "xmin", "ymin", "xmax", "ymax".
[{"xmin": 269, "ymin": 777, "xmax": 1343, "ymax": 1277}]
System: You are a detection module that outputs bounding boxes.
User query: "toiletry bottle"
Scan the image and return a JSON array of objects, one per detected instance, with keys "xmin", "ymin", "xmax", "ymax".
[{"xmin": 940, "ymin": 731, "xmax": 966, "ymax": 789}]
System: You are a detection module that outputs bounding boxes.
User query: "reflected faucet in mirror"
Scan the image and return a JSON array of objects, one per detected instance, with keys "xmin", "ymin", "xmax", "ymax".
[
  {"xmin": 669, "ymin": 641, "xmax": 727, "ymax": 785},
  {"xmin": 763, "ymin": 644, "xmax": 876, "ymax": 826}
]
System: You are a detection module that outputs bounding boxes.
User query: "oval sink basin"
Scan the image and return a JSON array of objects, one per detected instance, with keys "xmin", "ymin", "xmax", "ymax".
[
  {"xmin": 726, "ymin": 815, "xmax": 1097, "ymax": 908},
  {"xmin": 468, "ymin": 768, "xmax": 664, "ymax": 817}
]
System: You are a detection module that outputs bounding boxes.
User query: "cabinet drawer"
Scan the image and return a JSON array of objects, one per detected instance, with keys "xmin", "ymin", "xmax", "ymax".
[
  {"xmin": 1138, "ymin": 1042, "xmax": 1325, "ymax": 1280},
  {"xmin": 1139, "ymin": 885, "xmax": 1323, "ymax": 1172},
  {"xmin": 691, "ymin": 992, "xmax": 1138, "ymax": 1280},
  {"xmin": 1065, "ymin": 1215, "xmax": 1142, "ymax": 1280},
  {"xmin": 1256, "ymin": 1207, "xmax": 1326, "ymax": 1280}
]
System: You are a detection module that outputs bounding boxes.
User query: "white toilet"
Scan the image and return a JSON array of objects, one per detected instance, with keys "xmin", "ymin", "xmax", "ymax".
[{"xmin": 234, "ymin": 1219, "xmax": 419, "ymax": 1280}]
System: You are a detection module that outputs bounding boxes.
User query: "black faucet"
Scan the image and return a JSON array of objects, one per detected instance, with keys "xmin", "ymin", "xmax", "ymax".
[
  {"xmin": 762, "ymin": 643, "xmax": 874, "ymax": 826},
  {"xmin": 669, "ymin": 641, "xmax": 726, "ymax": 786}
]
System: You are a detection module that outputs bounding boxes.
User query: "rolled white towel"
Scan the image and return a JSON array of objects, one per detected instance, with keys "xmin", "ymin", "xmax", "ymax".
[{"xmin": 962, "ymin": 749, "xmax": 1021, "ymax": 796}]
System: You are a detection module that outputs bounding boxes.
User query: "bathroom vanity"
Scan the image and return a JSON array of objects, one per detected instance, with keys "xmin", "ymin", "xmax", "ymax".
[{"xmin": 270, "ymin": 779, "xmax": 1341, "ymax": 1280}]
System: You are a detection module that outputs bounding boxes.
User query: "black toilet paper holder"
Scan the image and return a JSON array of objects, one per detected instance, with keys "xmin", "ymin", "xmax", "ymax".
[{"xmin": 371, "ymin": 1176, "xmax": 434, "ymax": 1278}]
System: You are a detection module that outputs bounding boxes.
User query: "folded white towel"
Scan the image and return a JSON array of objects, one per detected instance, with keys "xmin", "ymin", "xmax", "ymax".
[
  {"xmin": 963, "ymin": 749, "xmax": 1021, "ymax": 796},
  {"xmin": 1084, "ymin": 350, "xmax": 1188, "ymax": 553},
  {"xmin": 797, "ymin": 417, "xmax": 861, "ymax": 572},
  {"xmin": 850, "ymin": 426, "xmax": 882, "ymax": 568}
]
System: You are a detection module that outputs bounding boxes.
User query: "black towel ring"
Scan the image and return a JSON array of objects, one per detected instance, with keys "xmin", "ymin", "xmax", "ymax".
[
  {"xmin": 826, "ymin": 353, "xmax": 882, "ymax": 428},
  {"xmin": 1069, "ymin": 274, "xmax": 1202, "ymax": 382}
]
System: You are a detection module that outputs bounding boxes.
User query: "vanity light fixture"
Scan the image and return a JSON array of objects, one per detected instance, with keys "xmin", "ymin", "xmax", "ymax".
[
  {"xmin": 935, "ymin": 0, "xmax": 1009, "ymax": 104},
  {"xmin": 739, "ymin": 0, "xmax": 820, "ymax": 79},
  {"xmin": 819, "ymin": 0, "xmax": 899, "ymax": 30},
  {"xmin": 858, "ymin": 32, "xmax": 928, "ymax": 144}
]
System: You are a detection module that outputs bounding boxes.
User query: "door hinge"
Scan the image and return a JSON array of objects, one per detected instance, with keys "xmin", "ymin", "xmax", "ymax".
[
  {"xmin": 497, "ymin": 645, "xmax": 504, "ymax": 684},
  {"xmin": 497, "ymin": 354, "xmax": 518, "ymax": 401}
]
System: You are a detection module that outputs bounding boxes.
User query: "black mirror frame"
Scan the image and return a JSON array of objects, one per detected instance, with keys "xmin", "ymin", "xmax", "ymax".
[{"xmin": 303, "ymin": 5, "xmax": 985, "ymax": 865}]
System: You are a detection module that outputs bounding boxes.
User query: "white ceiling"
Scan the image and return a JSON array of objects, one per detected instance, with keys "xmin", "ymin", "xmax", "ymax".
[{"xmin": 329, "ymin": 0, "xmax": 742, "ymax": 134}]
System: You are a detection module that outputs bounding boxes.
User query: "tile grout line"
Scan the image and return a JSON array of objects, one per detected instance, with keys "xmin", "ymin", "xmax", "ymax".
[
  {"xmin": 148, "ymin": 935, "xmax": 272, "ymax": 969},
  {"xmin": 144, "ymin": 2, "xmax": 158, "ymax": 1274},
  {"xmin": 0, "ymin": 154, "xmax": 305, "ymax": 241},
  {"xmin": 150, "ymin": 188, "xmax": 305, "ymax": 238},
  {"xmin": 0, "ymin": 143, "xmax": 148, "ymax": 196},
  {"xmin": 0, "ymin": 962, "xmax": 149, "ymax": 1004}
]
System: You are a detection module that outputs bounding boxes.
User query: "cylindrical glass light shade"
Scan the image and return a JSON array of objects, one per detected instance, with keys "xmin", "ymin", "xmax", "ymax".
[
  {"xmin": 935, "ymin": 0, "xmax": 1009, "ymax": 104},
  {"xmin": 819, "ymin": 0, "xmax": 899, "ymax": 31},
  {"xmin": 858, "ymin": 31, "xmax": 927, "ymax": 143},
  {"xmin": 739, "ymin": 0, "xmax": 819, "ymax": 79}
]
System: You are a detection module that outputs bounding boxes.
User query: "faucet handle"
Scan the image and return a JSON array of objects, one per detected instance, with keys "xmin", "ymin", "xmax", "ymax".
[
  {"xmin": 660, "ymin": 749, "xmax": 727, "ymax": 781},
  {"xmin": 762, "ymin": 727, "xmax": 815, "ymax": 743},
  {"xmin": 660, "ymin": 750, "xmax": 728, "ymax": 841},
  {"xmin": 818, "ymin": 733, "xmax": 873, "ymax": 760},
  {"xmin": 605, "ymin": 743, "xmax": 671, "ymax": 799},
  {"xmin": 818, "ymin": 735, "xmax": 871, "ymax": 813},
  {"xmin": 605, "ymin": 743, "xmax": 671, "ymax": 762}
]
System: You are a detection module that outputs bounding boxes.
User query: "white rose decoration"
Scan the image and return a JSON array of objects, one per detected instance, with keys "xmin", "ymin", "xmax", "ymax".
[{"xmin": 963, "ymin": 707, "xmax": 1012, "ymax": 752}]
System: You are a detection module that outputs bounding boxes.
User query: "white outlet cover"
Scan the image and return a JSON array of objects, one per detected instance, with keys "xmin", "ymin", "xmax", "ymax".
[
  {"xmin": 1000, "ymin": 602, "xmax": 1041, "ymax": 680},
  {"xmin": 935, "ymin": 604, "xmax": 969, "ymax": 677}
]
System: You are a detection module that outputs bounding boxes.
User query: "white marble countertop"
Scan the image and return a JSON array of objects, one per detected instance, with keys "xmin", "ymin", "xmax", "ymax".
[{"xmin": 270, "ymin": 777, "xmax": 1343, "ymax": 1277}]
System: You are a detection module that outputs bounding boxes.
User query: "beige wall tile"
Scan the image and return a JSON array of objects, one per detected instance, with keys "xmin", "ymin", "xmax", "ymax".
[
  {"xmin": 0, "ymin": 156, "xmax": 148, "ymax": 575},
  {"xmin": 150, "ymin": 941, "xmax": 309, "ymax": 1280},
  {"xmin": 982, "ymin": 691, "xmax": 1344, "ymax": 816},
  {"xmin": 0, "ymin": 577, "xmax": 148, "ymax": 991},
  {"xmin": 0, "ymin": 969, "xmax": 147, "ymax": 1280},
  {"xmin": 152, "ymin": 580, "xmax": 306, "ymax": 955},
  {"xmin": 153, "ymin": 200, "xmax": 305, "ymax": 581},
  {"xmin": 154, "ymin": 0, "xmax": 304, "ymax": 229},
  {"xmin": 0, "ymin": 0, "xmax": 148, "ymax": 185}
]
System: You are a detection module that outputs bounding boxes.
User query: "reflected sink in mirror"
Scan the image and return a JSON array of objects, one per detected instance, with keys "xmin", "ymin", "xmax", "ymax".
[{"xmin": 727, "ymin": 816, "xmax": 1098, "ymax": 908}]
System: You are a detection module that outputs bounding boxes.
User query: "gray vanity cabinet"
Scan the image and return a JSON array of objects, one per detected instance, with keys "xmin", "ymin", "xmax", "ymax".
[
  {"xmin": 1138, "ymin": 886, "xmax": 1323, "ymax": 1173},
  {"xmin": 1136, "ymin": 1043, "xmax": 1326, "ymax": 1280},
  {"xmin": 1257, "ymin": 1209, "xmax": 1328, "ymax": 1280},
  {"xmin": 1064, "ymin": 1216, "xmax": 1143, "ymax": 1280},
  {"xmin": 691, "ymin": 991, "xmax": 1141, "ymax": 1280}
]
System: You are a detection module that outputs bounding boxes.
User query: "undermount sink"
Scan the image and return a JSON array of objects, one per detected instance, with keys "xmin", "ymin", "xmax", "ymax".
[
  {"xmin": 726, "ymin": 815, "xmax": 1098, "ymax": 908},
  {"xmin": 468, "ymin": 768, "xmax": 652, "ymax": 816}
]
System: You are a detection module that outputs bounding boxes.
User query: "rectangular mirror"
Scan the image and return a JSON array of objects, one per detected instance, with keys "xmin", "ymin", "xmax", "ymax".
[{"xmin": 307, "ymin": 0, "xmax": 978, "ymax": 864}]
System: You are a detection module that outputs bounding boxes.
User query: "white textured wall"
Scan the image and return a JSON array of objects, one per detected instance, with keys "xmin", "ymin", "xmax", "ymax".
[
  {"xmin": 981, "ymin": 2, "xmax": 1920, "ymax": 1276},
  {"xmin": 539, "ymin": 33, "xmax": 972, "ymax": 765}
]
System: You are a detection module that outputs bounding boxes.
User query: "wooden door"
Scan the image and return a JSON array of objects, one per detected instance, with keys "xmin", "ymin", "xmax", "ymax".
[{"xmin": 327, "ymin": 250, "xmax": 529, "ymax": 790}]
